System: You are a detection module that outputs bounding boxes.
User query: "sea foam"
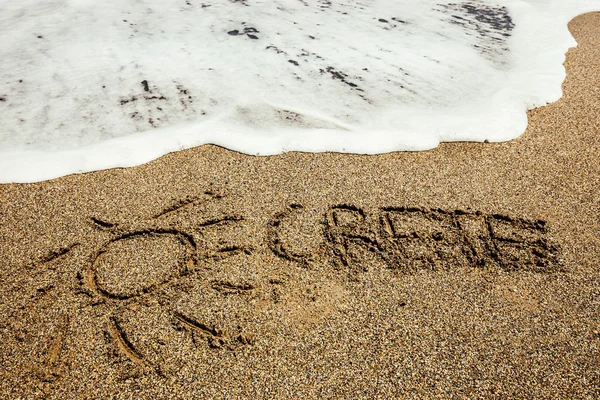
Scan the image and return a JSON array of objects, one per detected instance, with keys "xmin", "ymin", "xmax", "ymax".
[{"xmin": 0, "ymin": 0, "xmax": 597, "ymax": 182}]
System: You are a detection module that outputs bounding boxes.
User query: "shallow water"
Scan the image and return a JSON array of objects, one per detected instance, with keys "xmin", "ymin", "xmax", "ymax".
[{"xmin": 0, "ymin": 0, "xmax": 597, "ymax": 182}]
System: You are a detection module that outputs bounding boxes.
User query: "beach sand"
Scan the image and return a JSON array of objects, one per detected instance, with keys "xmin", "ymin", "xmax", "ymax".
[{"xmin": 1, "ymin": 12, "xmax": 599, "ymax": 399}]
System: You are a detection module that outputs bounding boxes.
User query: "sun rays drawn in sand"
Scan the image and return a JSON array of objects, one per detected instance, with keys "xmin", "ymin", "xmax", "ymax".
[
  {"xmin": 15, "ymin": 194, "xmax": 562, "ymax": 380},
  {"xmin": 80, "ymin": 192, "xmax": 256, "ymax": 376},
  {"xmin": 16, "ymin": 191, "xmax": 256, "ymax": 379}
]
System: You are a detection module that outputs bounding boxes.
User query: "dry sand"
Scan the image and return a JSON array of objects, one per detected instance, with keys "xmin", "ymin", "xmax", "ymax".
[{"xmin": 1, "ymin": 12, "xmax": 599, "ymax": 399}]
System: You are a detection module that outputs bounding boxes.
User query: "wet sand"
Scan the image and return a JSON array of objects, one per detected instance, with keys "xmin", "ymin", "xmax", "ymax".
[{"xmin": 1, "ymin": 12, "xmax": 599, "ymax": 399}]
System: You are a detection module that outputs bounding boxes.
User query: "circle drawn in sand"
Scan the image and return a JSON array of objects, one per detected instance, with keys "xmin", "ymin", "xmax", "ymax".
[{"xmin": 92, "ymin": 231, "xmax": 196, "ymax": 300}]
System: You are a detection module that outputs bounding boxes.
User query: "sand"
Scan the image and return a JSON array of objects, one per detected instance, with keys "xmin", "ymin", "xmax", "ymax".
[{"xmin": 1, "ymin": 12, "xmax": 599, "ymax": 399}]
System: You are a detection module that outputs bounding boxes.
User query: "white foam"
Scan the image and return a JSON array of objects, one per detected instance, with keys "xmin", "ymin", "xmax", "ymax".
[{"xmin": 0, "ymin": 0, "xmax": 597, "ymax": 183}]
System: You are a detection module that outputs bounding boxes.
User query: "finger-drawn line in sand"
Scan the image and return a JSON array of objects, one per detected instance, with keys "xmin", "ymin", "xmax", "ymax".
[
  {"xmin": 204, "ymin": 245, "xmax": 253, "ymax": 262},
  {"xmin": 152, "ymin": 191, "xmax": 223, "ymax": 219},
  {"xmin": 173, "ymin": 311, "xmax": 223, "ymax": 338},
  {"xmin": 173, "ymin": 310, "xmax": 255, "ymax": 348},
  {"xmin": 153, "ymin": 197, "xmax": 201, "ymax": 219},
  {"xmin": 90, "ymin": 217, "xmax": 117, "ymax": 230},
  {"xmin": 211, "ymin": 280, "xmax": 255, "ymax": 295},
  {"xmin": 30, "ymin": 243, "xmax": 80, "ymax": 269},
  {"xmin": 196, "ymin": 215, "xmax": 244, "ymax": 228},
  {"xmin": 173, "ymin": 311, "xmax": 227, "ymax": 348},
  {"xmin": 268, "ymin": 203, "xmax": 314, "ymax": 266},
  {"xmin": 38, "ymin": 314, "xmax": 70, "ymax": 382},
  {"xmin": 46, "ymin": 315, "xmax": 68, "ymax": 367},
  {"xmin": 108, "ymin": 316, "xmax": 154, "ymax": 370}
]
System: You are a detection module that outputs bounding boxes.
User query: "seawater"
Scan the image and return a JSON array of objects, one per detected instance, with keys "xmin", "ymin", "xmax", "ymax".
[{"xmin": 0, "ymin": 0, "xmax": 598, "ymax": 182}]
